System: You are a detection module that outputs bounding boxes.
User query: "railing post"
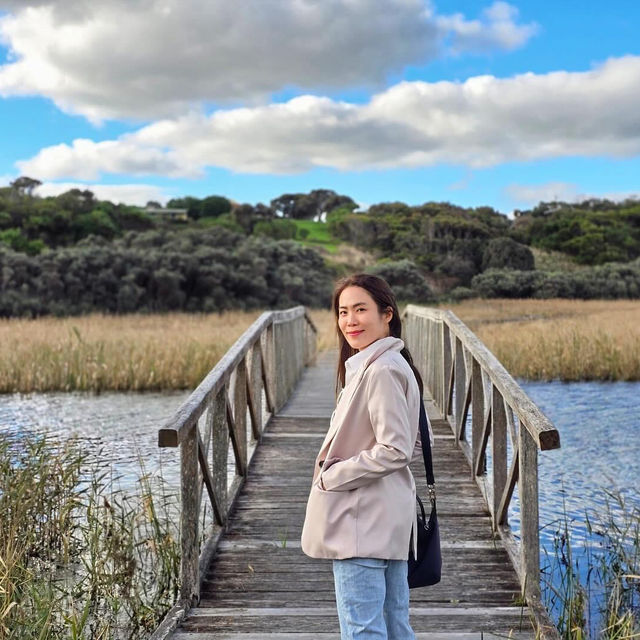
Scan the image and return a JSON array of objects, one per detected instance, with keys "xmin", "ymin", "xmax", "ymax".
[
  {"xmin": 262, "ymin": 323, "xmax": 276, "ymax": 413},
  {"xmin": 273, "ymin": 321, "xmax": 285, "ymax": 412},
  {"xmin": 247, "ymin": 341, "xmax": 263, "ymax": 440},
  {"xmin": 442, "ymin": 323, "xmax": 452, "ymax": 417},
  {"xmin": 233, "ymin": 357, "xmax": 248, "ymax": 474},
  {"xmin": 180, "ymin": 424, "xmax": 199, "ymax": 605},
  {"xmin": 210, "ymin": 387, "xmax": 228, "ymax": 522},
  {"xmin": 454, "ymin": 337, "xmax": 465, "ymax": 432},
  {"xmin": 519, "ymin": 422, "xmax": 541, "ymax": 598},
  {"xmin": 491, "ymin": 386, "xmax": 508, "ymax": 532},
  {"xmin": 471, "ymin": 358, "xmax": 484, "ymax": 478}
]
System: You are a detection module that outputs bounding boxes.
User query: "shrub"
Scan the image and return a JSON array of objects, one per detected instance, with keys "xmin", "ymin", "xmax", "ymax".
[
  {"xmin": 482, "ymin": 237, "xmax": 534, "ymax": 271},
  {"xmin": 0, "ymin": 229, "xmax": 335, "ymax": 317},
  {"xmin": 471, "ymin": 258, "xmax": 640, "ymax": 299},
  {"xmin": 367, "ymin": 260, "xmax": 434, "ymax": 303}
]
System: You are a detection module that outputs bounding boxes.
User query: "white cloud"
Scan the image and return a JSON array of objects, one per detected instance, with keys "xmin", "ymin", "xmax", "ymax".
[
  {"xmin": 436, "ymin": 1, "xmax": 538, "ymax": 55},
  {"xmin": 16, "ymin": 56, "xmax": 640, "ymax": 180},
  {"xmin": 0, "ymin": 0, "xmax": 537, "ymax": 121},
  {"xmin": 506, "ymin": 182, "xmax": 640, "ymax": 206},
  {"xmin": 34, "ymin": 181, "xmax": 171, "ymax": 206}
]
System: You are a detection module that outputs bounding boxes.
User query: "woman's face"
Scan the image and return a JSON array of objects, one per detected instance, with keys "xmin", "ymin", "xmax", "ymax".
[{"xmin": 338, "ymin": 285, "xmax": 392, "ymax": 351}]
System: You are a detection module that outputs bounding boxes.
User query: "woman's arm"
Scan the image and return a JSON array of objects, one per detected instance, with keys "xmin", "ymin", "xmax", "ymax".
[{"xmin": 319, "ymin": 364, "xmax": 417, "ymax": 492}]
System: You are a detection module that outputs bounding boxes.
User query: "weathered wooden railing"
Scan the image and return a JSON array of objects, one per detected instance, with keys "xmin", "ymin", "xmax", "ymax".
[
  {"xmin": 152, "ymin": 306, "xmax": 316, "ymax": 637},
  {"xmin": 403, "ymin": 305, "xmax": 561, "ymax": 639}
]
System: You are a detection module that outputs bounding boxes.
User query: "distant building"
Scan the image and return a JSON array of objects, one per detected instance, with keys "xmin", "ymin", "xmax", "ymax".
[{"xmin": 144, "ymin": 205, "xmax": 189, "ymax": 222}]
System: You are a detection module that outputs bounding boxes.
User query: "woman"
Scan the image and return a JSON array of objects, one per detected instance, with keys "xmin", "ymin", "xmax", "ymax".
[{"xmin": 301, "ymin": 273, "xmax": 430, "ymax": 640}]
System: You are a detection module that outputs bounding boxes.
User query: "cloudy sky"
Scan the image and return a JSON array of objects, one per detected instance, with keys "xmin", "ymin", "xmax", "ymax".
[{"xmin": 1, "ymin": 0, "xmax": 639, "ymax": 212}]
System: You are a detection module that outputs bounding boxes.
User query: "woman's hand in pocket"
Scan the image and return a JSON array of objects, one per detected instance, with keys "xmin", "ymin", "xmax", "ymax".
[{"xmin": 323, "ymin": 456, "xmax": 344, "ymax": 470}]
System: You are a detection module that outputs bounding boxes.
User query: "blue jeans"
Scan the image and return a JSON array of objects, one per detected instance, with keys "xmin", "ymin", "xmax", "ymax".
[{"xmin": 332, "ymin": 557, "xmax": 415, "ymax": 640}]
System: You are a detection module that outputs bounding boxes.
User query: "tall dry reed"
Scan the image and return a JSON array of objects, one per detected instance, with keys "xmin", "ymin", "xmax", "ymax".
[
  {"xmin": 1, "ymin": 300, "xmax": 638, "ymax": 392},
  {"xmin": 447, "ymin": 299, "xmax": 640, "ymax": 381},
  {"xmin": 0, "ymin": 311, "xmax": 261, "ymax": 393}
]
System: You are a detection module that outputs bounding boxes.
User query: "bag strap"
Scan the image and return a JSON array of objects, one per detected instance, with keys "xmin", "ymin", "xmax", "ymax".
[{"xmin": 418, "ymin": 400, "xmax": 436, "ymax": 496}]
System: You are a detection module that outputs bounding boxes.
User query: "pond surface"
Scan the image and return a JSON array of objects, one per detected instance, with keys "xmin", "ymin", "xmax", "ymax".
[
  {"xmin": 4, "ymin": 379, "xmax": 636, "ymax": 635},
  {"xmin": 2, "ymin": 380, "xmax": 638, "ymax": 533},
  {"xmin": 0, "ymin": 389, "xmax": 190, "ymax": 491},
  {"xmin": 522, "ymin": 380, "xmax": 639, "ymax": 544}
]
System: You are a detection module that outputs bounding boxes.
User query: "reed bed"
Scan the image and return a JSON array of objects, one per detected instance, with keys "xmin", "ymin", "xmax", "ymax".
[
  {"xmin": 309, "ymin": 299, "xmax": 640, "ymax": 381},
  {"xmin": 0, "ymin": 434, "xmax": 180, "ymax": 639},
  {"xmin": 0, "ymin": 311, "xmax": 261, "ymax": 393},
  {"xmin": 1, "ymin": 299, "xmax": 638, "ymax": 392},
  {"xmin": 447, "ymin": 299, "xmax": 640, "ymax": 381}
]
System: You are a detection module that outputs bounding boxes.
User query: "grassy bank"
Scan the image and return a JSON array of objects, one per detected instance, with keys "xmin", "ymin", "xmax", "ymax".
[{"xmin": 1, "ymin": 300, "xmax": 639, "ymax": 393}]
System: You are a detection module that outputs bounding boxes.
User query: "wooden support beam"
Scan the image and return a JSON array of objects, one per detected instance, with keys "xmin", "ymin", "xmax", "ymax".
[
  {"xmin": 197, "ymin": 429, "xmax": 224, "ymax": 527},
  {"xmin": 233, "ymin": 357, "xmax": 248, "ymax": 474},
  {"xmin": 226, "ymin": 394, "xmax": 245, "ymax": 478},
  {"xmin": 497, "ymin": 447, "xmax": 519, "ymax": 526},
  {"xmin": 246, "ymin": 341, "xmax": 262, "ymax": 441},
  {"xmin": 474, "ymin": 402, "xmax": 491, "ymax": 477},
  {"xmin": 471, "ymin": 358, "xmax": 484, "ymax": 479}
]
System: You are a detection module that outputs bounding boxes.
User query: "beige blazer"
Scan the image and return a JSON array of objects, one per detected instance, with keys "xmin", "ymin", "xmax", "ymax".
[{"xmin": 301, "ymin": 336, "xmax": 421, "ymax": 560}]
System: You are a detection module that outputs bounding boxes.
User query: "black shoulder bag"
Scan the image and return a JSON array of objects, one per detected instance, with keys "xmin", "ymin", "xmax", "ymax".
[{"xmin": 407, "ymin": 401, "xmax": 442, "ymax": 588}]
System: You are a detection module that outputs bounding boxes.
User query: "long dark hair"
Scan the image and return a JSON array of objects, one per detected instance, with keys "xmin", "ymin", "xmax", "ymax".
[{"xmin": 332, "ymin": 273, "xmax": 423, "ymax": 397}]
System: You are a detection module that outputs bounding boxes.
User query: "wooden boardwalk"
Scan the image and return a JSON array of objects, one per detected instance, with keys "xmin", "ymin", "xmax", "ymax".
[{"xmin": 170, "ymin": 350, "xmax": 536, "ymax": 640}]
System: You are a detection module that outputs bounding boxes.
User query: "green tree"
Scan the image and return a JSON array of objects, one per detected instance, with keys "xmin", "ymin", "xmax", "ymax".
[{"xmin": 199, "ymin": 195, "xmax": 232, "ymax": 219}]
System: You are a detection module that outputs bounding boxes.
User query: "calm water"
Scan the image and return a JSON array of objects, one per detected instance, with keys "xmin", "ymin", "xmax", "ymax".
[
  {"xmin": 2, "ymin": 380, "xmax": 638, "ymax": 534},
  {"xmin": 522, "ymin": 380, "xmax": 640, "ymax": 547},
  {"xmin": 0, "ymin": 390, "xmax": 190, "ymax": 490}
]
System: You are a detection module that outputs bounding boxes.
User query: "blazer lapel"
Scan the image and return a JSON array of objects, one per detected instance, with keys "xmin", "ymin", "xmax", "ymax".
[{"xmin": 317, "ymin": 337, "xmax": 404, "ymax": 462}]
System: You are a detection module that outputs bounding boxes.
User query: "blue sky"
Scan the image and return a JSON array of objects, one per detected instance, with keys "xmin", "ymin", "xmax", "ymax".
[{"xmin": 0, "ymin": 0, "xmax": 639, "ymax": 214}]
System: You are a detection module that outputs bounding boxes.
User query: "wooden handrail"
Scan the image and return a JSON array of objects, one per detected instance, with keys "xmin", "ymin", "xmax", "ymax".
[
  {"xmin": 404, "ymin": 305, "xmax": 559, "ymax": 450},
  {"xmin": 154, "ymin": 305, "xmax": 317, "ymax": 626},
  {"xmin": 402, "ymin": 304, "xmax": 561, "ymax": 640},
  {"xmin": 159, "ymin": 307, "xmax": 316, "ymax": 447}
]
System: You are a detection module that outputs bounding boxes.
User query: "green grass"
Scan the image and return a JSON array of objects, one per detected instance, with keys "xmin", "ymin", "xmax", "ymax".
[{"xmin": 292, "ymin": 220, "xmax": 340, "ymax": 253}]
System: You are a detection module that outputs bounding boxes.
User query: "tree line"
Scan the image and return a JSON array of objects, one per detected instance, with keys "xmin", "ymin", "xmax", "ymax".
[
  {"xmin": 1, "ymin": 176, "xmax": 640, "ymax": 316},
  {"xmin": 0, "ymin": 228, "xmax": 334, "ymax": 317}
]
